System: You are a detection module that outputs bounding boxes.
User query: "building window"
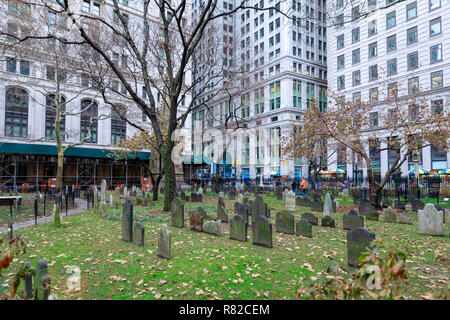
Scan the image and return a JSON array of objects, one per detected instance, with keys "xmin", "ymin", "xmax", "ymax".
[
  {"xmin": 406, "ymin": 2, "xmax": 417, "ymax": 20},
  {"xmin": 337, "ymin": 75, "xmax": 345, "ymax": 90},
  {"xmin": 336, "ymin": 34, "xmax": 344, "ymax": 49},
  {"xmin": 368, "ymin": 20, "xmax": 377, "ymax": 37},
  {"xmin": 369, "ymin": 87, "xmax": 378, "ymax": 103},
  {"xmin": 407, "ymin": 52, "xmax": 418, "ymax": 70},
  {"xmin": 80, "ymin": 100, "xmax": 98, "ymax": 143},
  {"xmin": 352, "ymin": 27, "xmax": 360, "ymax": 43},
  {"xmin": 386, "ymin": 11, "xmax": 396, "ymax": 29},
  {"xmin": 430, "ymin": 17, "xmax": 441, "ymax": 37},
  {"xmin": 387, "ymin": 58, "xmax": 397, "ymax": 76},
  {"xmin": 431, "ymin": 99, "xmax": 443, "ymax": 115},
  {"xmin": 45, "ymin": 94, "xmax": 66, "ymax": 140},
  {"xmin": 5, "ymin": 88, "xmax": 28, "ymax": 137},
  {"xmin": 408, "ymin": 77, "xmax": 419, "ymax": 95},
  {"xmin": 337, "ymin": 54, "xmax": 345, "ymax": 69},
  {"xmin": 431, "ymin": 70, "xmax": 443, "ymax": 89},
  {"xmin": 111, "ymin": 106, "xmax": 126, "ymax": 145},
  {"xmin": 388, "ymin": 82, "xmax": 398, "ymax": 99},
  {"xmin": 353, "ymin": 92, "xmax": 361, "ymax": 104},
  {"xmin": 429, "ymin": 0, "xmax": 441, "ymax": 11},
  {"xmin": 7, "ymin": 58, "xmax": 16, "ymax": 73},
  {"xmin": 352, "ymin": 49, "xmax": 360, "ymax": 65},
  {"xmin": 369, "ymin": 112, "xmax": 378, "ymax": 128},
  {"xmin": 352, "ymin": 70, "xmax": 361, "ymax": 86},
  {"xmin": 386, "ymin": 34, "xmax": 396, "ymax": 52},
  {"xmin": 430, "ymin": 44, "xmax": 442, "ymax": 63},
  {"xmin": 407, "ymin": 26, "xmax": 418, "ymax": 45},
  {"xmin": 368, "ymin": 42, "xmax": 377, "ymax": 59},
  {"xmin": 369, "ymin": 65, "xmax": 378, "ymax": 81}
]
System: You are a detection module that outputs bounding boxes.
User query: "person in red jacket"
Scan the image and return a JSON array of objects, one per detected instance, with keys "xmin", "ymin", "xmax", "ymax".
[{"xmin": 300, "ymin": 178, "xmax": 307, "ymax": 196}]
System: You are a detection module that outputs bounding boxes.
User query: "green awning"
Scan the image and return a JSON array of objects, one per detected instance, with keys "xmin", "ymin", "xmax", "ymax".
[{"xmin": 0, "ymin": 142, "xmax": 150, "ymax": 160}]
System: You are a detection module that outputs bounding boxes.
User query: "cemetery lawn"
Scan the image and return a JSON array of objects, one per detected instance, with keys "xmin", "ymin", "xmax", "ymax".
[
  {"xmin": 1, "ymin": 194, "xmax": 449, "ymax": 300},
  {"xmin": 0, "ymin": 194, "xmax": 41, "ymax": 227}
]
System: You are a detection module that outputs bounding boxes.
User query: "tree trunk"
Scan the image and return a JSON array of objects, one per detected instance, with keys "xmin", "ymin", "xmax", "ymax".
[
  {"xmin": 367, "ymin": 166, "xmax": 382, "ymax": 209},
  {"xmin": 163, "ymin": 145, "xmax": 176, "ymax": 211},
  {"xmin": 54, "ymin": 150, "xmax": 63, "ymax": 227}
]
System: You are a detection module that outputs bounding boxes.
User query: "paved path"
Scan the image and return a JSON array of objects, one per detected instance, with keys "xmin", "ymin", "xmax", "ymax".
[{"xmin": 0, "ymin": 198, "xmax": 87, "ymax": 234}]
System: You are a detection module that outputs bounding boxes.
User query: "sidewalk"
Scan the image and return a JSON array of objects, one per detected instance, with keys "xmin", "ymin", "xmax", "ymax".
[{"xmin": 0, "ymin": 198, "xmax": 87, "ymax": 234}]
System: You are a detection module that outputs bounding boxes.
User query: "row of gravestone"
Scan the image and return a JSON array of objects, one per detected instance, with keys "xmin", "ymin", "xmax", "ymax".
[{"xmin": 15, "ymin": 259, "xmax": 52, "ymax": 300}]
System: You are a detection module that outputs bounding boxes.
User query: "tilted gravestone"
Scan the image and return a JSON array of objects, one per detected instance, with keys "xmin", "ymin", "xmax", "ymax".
[
  {"xmin": 234, "ymin": 202, "xmax": 249, "ymax": 224},
  {"xmin": 217, "ymin": 197, "xmax": 228, "ymax": 222},
  {"xmin": 35, "ymin": 259, "xmax": 51, "ymax": 300},
  {"xmin": 122, "ymin": 200, "xmax": 133, "ymax": 242},
  {"xmin": 158, "ymin": 224, "xmax": 171, "ymax": 259},
  {"xmin": 251, "ymin": 196, "xmax": 270, "ymax": 224},
  {"xmin": 190, "ymin": 211, "xmax": 203, "ymax": 232},
  {"xmin": 301, "ymin": 212, "xmax": 318, "ymax": 226},
  {"xmin": 171, "ymin": 197, "xmax": 184, "ymax": 228},
  {"xmin": 323, "ymin": 193, "xmax": 334, "ymax": 218},
  {"xmin": 275, "ymin": 211, "xmax": 295, "ymax": 234},
  {"xmin": 133, "ymin": 222, "xmax": 145, "ymax": 246},
  {"xmin": 321, "ymin": 215, "xmax": 336, "ymax": 228},
  {"xmin": 202, "ymin": 220, "xmax": 221, "ymax": 236},
  {"xmin": 295, "ymin": 218, "xmax": 312, "ymax": 238},
  {"xmin": 358, "ymin": 202, "xmax": 376, "ymax": 216},
  {"xmin": 418, "ymin": 204, "xmax": 444, "ymax": 236},
  {"xmin": 398, "ymin": 214, "xmax": 413, "ymax": 225},
  {"xmin": 311, "ymin": 199, "xmax": 323, "ymax": 212},
  {"xmin": 285, "ymin": 190, "xmax": 296, "ymax": 212},
  {"xmin": 411, "ymin": 199, "xmax": 425, "ymax": 213},
  {"xmin": 394, "ymin": 201, "xmax": 406, "ymax": 210},
  {"xmin": 347, "ymin": 228, "xmax": 375, "ymax": 267},
  {"xmin": 383, "ymin": 207, "xmax": 397, "ymax": 223},
  {"xmin": 252, "ymin": 215, "xmax": 273, "ymax": 248},
  {"xmin": 229, "ymin": 214, "xmax": 248, "ymax": 242},
  {"xmin": 343, "ymin": 210, "xmax": 364, "ymax": 230}
]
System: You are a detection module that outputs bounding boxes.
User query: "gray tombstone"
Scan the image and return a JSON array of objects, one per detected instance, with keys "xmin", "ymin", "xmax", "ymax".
[
  {"xmin": 285, "ymin": 190, "xmax": 296, "ymax": 212},
  {"xmin": 190, "ymin": 211, "xmax": 203, "ymax": 232},
  {"xmin": 359, "ymin": 202, "xmax": 376, "ymax": 216},
  {"xmin": 35, "ymin": 259, "xmax": 51, "ymax": 300},
  {"xmin": 352, "ymin": 189, "xmax": 362, "ymax": 205},
  {"xmin": 411, "ymin": 199, "xmax": 425, "ymax": 213},
  {"xmin": 23, "ymin": 260, "xmax": 33, "ymax": 299},
  {"xmin": 158, "ymin": 224, "xmax": 171, "ymax": 259},
  {"xmin": 295, "ymin": 196, "xmax": 303, "ymax": 207},
  {"xmin": 301, "ymin": 212, "xmax": 318, "ymax": 226},
  {"xmin": 229, "ymin": 214, "xmax": 248, "ymax": 242},
  {"xmin": 234, "ymin": 202, "xmax": 249, "ymax": 224},
  {"xmin": 275, "ymin": 211, "xmax": 295, "ymax": 234},
  {"xmin": 295, "ymin": 218, "xmax": 312, "ymax": 238},
  {"xmin": 418, "ymin": 203, "xmax": 444, "ymax": 236},
  {"xmin": 347, "ymin": 228, "xmax": 375, "ymax": 267},
  {"xmin": 321, "ymin": 215, "xmax": 336, "ymax": 228},
  {"xmin": 311, "ymin": 199, "xmax": 323, "ymax": 212},
  {"xmin": 133, "ymin": 222, "xmax": 144, "ymax": 246},
  {"xmin": 343, "ymin": 210, "xmax": 364, "ymax": 230},
  {"xmin": 398, "ymin": 214, "xmax": 413, "ymax": 225},
  {"xmin": 323, "ymin": 193, "xmax": 334, "ymax": 218},
  {"xmin": 202, "ymin": 220, "xmax": 222, "ymax": 236},
  {"xmin": 252, "ymin": 215, "xmax": 273, "ymax": 248},
  {"xmin": 100, "ymin": 179, "xmax": 107, "ymax": 203},
  {"xmin": 383, "ymin": 207, "xmax": 397, "ymax": 223},
  {"xmin": 122, "ymin": 200, "xmax": 133, "ymax": 242},
  {"xmin": 171, "ymin": 197, "xmax": 184, "ymax": 228},
  {"xmin": 217, "ymin": 197, "xmax": 228, "ymax": 222}
]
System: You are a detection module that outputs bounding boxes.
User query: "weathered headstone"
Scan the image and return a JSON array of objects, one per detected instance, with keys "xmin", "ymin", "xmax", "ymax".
[
  {"xmin": 122, "ymin": 200, "xmax": 133, "ymax": 242},
  {"xmin": 301, "ymin": 212, "xmax": 318, "ymax": 226},
  {"xmin": 171, "ymin": 197, "xmax": 184, "ymax": 228},
  {"xmin": 285, "ymin": 190, "xmax": 296, "ymax": 212},
  {"xmin": 23, "ymin": 260, "xmax": 33, "ymax": 299},
  {"xmin": 133, "ymin": 222, "xmax": 145, "ymax": 246},
  {"xmin": 295, "ymin": 218, "xmax": 312, "ymax": 238},
  {"xmin": 303, "ymin": 197, "xmax": 312, "ymax": 208},
  {"xmin": 217, "ymin": 197, "xmax": 228, "ymax": 222},
  {"xmin": 311, "ymin": 199, "xmax": 323, "ymax": 212},
  {"xmin": 394, "ymin": 201, "xmax": 406, "ymax": 210},
  {"xmin": 352, "ymin": 189, "xmax": 362, "ymax": 205},
  {"xmin": 398, "ymin": 214, "xmax": 413, "ymax": 225},
  {"xmin": 100, "ymin": 179, "xmax": 107, "ymax": 203},
  {"xmin": 202, "ymin": 220, "xmax": 222, "ymax": 236},
  {"xmin": 276, "ymin": 186, "xmax": 283, "ymax": 200},
  {"xmin": 347, "ymin": 228, "xmax": 375, "ymax": 267},
  {"xmin": 418, "ymin": 203, "xmax": 444, "ymax": 236},
  {"xmin": 35, "ymin": 259, "xmax": 51, "ymax": 300},
  {"xmin": 321, "ymin": 215, "xmax": 336, "ymax": 228},
  {"xmin": 158, "ymin": 224, "xmax": 171, "ymax": 259},
  {"xmin": 252, "ymin": 215, "xmax": 273, "ymax": 248},
  {"xmin": 411, "ymin": 199, "xmax": 425, "ymax": 213},
  {"xmin": 229, "ymin": 214, "xmax": 248, "ymax": 242},
  {"xmin": 383, "ymin": 207, "xmax": 397, "ymax": 223},
  {"xmin": 295, "ymin": 196, "xmax": 303, "ymax": 207},
  {"xmin": 234, "ymin": 202, "xmax": 249, "ymax": 224},
  {"xmin": 190, "ymin": 211, "xmax": 203, "ymax": 232},
  {"xmin": 358, "ymin": 202, "xmax": 376, "ymax": 216},
  {"xmin": 343, "ymin": 210, "xmax": 364, "ymax": 230},
  {"xmin": 323, "ymin": 193, "xmax": 334, "ymax": 218},
  {"xmin": 275, "ymin": 211, "xmax": 295, "ymax": 234}
]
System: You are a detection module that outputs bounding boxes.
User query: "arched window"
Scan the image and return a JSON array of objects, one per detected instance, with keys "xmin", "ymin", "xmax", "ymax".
[
  {"xmin": 80, "ymin": 99, "xmax": 98, "ymax": 143},
  {"xmin": 5, "ymin": 87, "xmax": 28, "ymax": 137},
  {"xmin": 45, "ymin": 94, "xmax": 66, "ymax": 140},
  {"xmin": 111, "ymin": 105, "xmax": 126, "ymax": 145}
]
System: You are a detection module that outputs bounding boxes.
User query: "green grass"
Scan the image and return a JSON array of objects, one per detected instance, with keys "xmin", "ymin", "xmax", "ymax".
[{"xmin": 1, "ymin": 193, "xmax": 449, "ymax": 300}]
